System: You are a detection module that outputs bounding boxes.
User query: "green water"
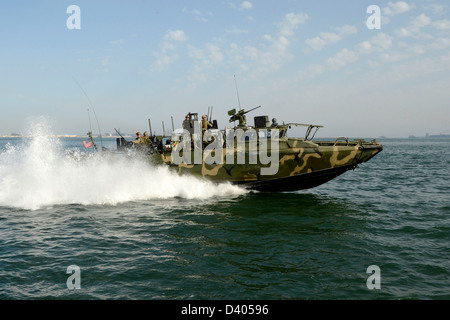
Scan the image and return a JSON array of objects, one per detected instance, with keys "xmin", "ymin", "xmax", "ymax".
[{"xmin": 0, "ymin": 137, "xmax": 449, "ymax": 300}]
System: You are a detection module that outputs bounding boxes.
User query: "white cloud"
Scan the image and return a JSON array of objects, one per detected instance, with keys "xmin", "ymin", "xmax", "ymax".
[
  {"xmin": 240, "ymin": 1, "xmax": 253, "ymax": 10},
  {"xmin": 110, "ymin": 39, "xmax": 124, "ymax": 45},
  {"xmin": 226, "ymin": 27, "xmax": 249, "ymax": 35},
  {"xmin": 383, "ymin": 1, "xmax": 414, "ymax": 16},
  {"xmin": 152, "ymin": 53, "xmax": 178, "ymax": 70},
  {"xmin": 398, "ymin": 42, "xmax": 426, "ymax": 55},
  {"xmin": 297, "ymin": 47, "xmax": 359, "ymax": 82},
  {"xmin": 320, "ymin": 32, "xmax": 341, "ymax": 43},
  {"xmin": 276, "ymin": 12, "xmax": 309, "ymax": 38},
  {"xmin": 381, "ymin": 53, "xmax": 450, "ymax": 80},
  {"xmin": 364, "ymin": 34, "xmax": 450, "ymax": 69},
  {"xmin": 186, "ymin": 20, "xmax": 305, "ymax": 83},
  {"xmin": 327, "ymin": 48, "xmax": 358, "ymax": 69},
  {"xmin": 305, "ymin": 33, "xmax": 339, "ymax": 51},
  {"xmin": 413, "ymin": 14, "xmax": 432, "ymax": 29},
  {"xmin": 226, "ymin": 12, "xmax": 308, "ymax": 77},
  {"xmin": 185, "ymin": 42, "xmax": 224, "ymax": 83},
  {"xmin": 429, "ymin": 38, "xmax": 450, "ymax": 50},
  {"xmin": 357, "ymin": 33, "xmax": 393, "ymax": 55},
  {"xmin": 182, "ymin": 7, "xmax": 210, "ymax": 22},
  {"xmin": 335, "ymin": 25, "xmax": 358, "ymax": 36},
  {"xmin": 243, "ymin": 46, "xmax": 259, "ymax": 60},
  {"xmin": 302, "ymin": 30, "xmax": 396, "ymax": 80},
  {"xmin": 202, "ymin": 44, "xmax": 224, "ymax": 65},
  {"xmin": 305, "ymin": 37, "xmax": 329, "ymax": 51},
  {"xmin": 433, "ymin": 19, "xmax": 450, "ymax": 30},
  {"xmin": 395, "ymin": 14, "xmax": 432, "ymax": 37},
  {"xmin": 305, "ymin": 25, "xmax": 357, "ymax": 51},
  {"xmin": 358, "ymin": 41, "xmax": 373, "ymax": 55},
  {"xmin": 229, "ymin": 1, "xmax": 253, "ymax": 11},
  {"xmin": 165, "ymin": 30, "xmax": 188, "ymax": 42},
  {"xmin": 371, "ymin": 33, "xmax": 393, "ymax": 50},
  {"xmin": 101, "ymin": 56, "xmax": 112, "ymax": 66},
  {"xmin": 424, "ymin": 4, "xmax": 446, "ymax": 15},
  {"xmin": 76, "ymin": 58, "xmax": 91, "ymax": 63},
  {"xmin": 298, "ymin": 64, "xmax": 325, "ymax": 80},
  {"xmin": 151, "ymin": 30, "xmax": 188, "ymax": 71},
  {"xmin": 268, "ymin": 12, "xmax": 309, "ymax": 56}
]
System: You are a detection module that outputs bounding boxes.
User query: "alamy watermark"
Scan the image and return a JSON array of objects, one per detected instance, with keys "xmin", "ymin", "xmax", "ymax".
[
  {"xmin": 66, "ymin": 5, "xmax": 81, "ymax": 30},
  {"xmin": 366, "ymin": 265, "xmax": 381, "ymax": 290},
  {"xmin": 64, "ymin": 264, "xmax": 381, "ymax": 292},
  {"xmin": 367, "ymin": 5, "xmax": 381, "ymax": 30},
  {"xmin": 66, "ymin": 5, "xmax": 381, "ymax": 32},
  {"xmin": 66, "ymin": 265, "xmax": 81, "ymax": 290},
  {"xmin": 171, "ymin": 127, "xmax": 280, "ymax": 176}
]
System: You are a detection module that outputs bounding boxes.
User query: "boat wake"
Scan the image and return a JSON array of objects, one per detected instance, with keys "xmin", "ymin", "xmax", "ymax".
[{"xmin": 0, "ymin": 120, "xmax": 247, "ymax": 210}]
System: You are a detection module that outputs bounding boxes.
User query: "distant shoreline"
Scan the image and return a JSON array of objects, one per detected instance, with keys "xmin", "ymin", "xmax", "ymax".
[
  {"xmin": 0, "ymin": 135, "xmax": 132, "ymax": 138},
  {"xmin": 1, "ymin": 134, "xmax": 449, "ymax": 139}
]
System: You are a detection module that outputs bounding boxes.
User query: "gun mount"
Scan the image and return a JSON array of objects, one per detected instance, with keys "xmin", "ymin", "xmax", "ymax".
[{"xmin": 228, "ymin": 105, "xmax": 261, "ymax": 127}]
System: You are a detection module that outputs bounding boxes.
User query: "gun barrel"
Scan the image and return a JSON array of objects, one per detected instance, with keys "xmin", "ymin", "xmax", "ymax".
[{"xmin": 242, "ymin": 105, "xmax": 261, "ymax": 114}]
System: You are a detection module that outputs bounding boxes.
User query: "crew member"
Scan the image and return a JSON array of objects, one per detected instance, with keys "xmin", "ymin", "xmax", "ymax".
[
  {"xmin": 133, "ymin": 132, "xmax": 144, "ymax": 146},
  {"xmin": 271, "ymin": 118, "xmax": 278, "ymax": 127},
  {"xmin": 183, "ymin": 114, "xmax": 191, "ymax": 131},
  {"xmin": 201, "ymin": 115, "xmax": 213, "ymax": 132},
  {"xmin": 142, "ymin": 131, "xmax": 150, "ymax": 144}
]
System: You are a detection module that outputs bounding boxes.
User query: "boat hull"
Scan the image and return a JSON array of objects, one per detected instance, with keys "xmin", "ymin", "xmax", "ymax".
[
  {"xmin": 236, "ymin": 164, "xmax": 356, "ymax": 192},
  {"xmin": 159, "ymin": 139, "xmax": 383, "ymax": 192}
]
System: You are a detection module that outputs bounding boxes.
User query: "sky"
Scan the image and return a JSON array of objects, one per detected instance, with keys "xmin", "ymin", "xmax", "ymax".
[{"xmin": 1, "ymin": 0, "xmax": 449, "ymax": 138}]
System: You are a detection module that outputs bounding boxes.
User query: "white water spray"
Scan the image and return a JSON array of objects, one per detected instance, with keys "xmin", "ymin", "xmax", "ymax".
[{"xmin": 0, "ymin": 119, "xmax": 247, "ymax": 210}]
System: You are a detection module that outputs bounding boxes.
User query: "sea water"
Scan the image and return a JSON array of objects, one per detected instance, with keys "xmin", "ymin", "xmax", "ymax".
[{"xmin": 0, "ymin": 121, "xmax": 449, "ymax": 300}]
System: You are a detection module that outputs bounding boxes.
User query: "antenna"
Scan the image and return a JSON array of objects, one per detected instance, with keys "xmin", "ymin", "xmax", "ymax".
[
  {"xmin": 87, "ymin": 108, "xmax": 93, "ymax": 133},
  {"xmin": 73, "ymin": 78, "xmax": 104, "ymax": 149},
  {"xmin": 86, "ymin": 108, "xmax": 98, "ymax": 151},
  {"xmin": 148, "ymin": 118, "xmax": 152, "ymax": 136},
  {"xmin": 234, "ymin": 74, "xmax": 242, "ymax": 110}
]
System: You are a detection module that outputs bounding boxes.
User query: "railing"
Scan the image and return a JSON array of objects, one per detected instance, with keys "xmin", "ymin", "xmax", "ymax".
[
  {"xmin": 333, "ymin": 137, "xmax": 349, "ymax": 146},
  {"xmin": 284, "ymin": 123, "xmax": 324, "ymax": 141}
]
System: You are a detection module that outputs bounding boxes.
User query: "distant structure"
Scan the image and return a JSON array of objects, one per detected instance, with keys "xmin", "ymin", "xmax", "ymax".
[
  {"xmin": 409, "ymin": 132, "xmax": 450, "ymax": 139},
  {"xmin": 429, "ymin": 134, "xmax": 450, "ymax": 138}
]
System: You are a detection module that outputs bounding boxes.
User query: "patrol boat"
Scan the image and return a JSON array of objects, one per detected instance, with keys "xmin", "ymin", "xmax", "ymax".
[{"xmin": 117, "ymin": 107, "xmax": 383, "ymax": 192}]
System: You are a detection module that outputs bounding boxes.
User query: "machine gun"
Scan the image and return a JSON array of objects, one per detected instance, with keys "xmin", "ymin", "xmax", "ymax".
[{"xmin": 228, "ymin": 105, "xmax": 261, "ymax": 127}]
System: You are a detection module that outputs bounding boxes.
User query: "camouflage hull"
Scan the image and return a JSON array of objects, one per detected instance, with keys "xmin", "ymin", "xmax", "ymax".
[
  {"xmin": 238, "ymin": 164, "xmax": 355, "ymax": 192},
  {"xmin": 160, "ymin": 138, "xmax": 383, "ymax": 192}
]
